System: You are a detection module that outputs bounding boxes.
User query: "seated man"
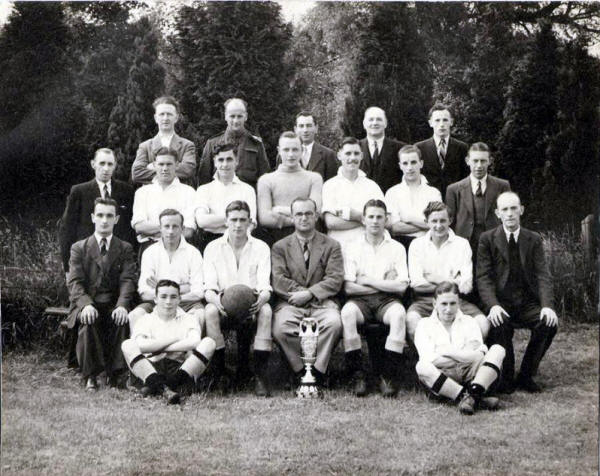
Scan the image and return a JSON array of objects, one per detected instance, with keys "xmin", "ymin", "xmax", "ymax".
[
  {"xmin": 203, "ymin": 201, "xmax": 273, "ymax": 396},
  {"xmin": 195, "ymin": 143, "xmax": 257, "ymax": 252},
  {"xmin": 322, "ymin": 137, "xmax": 384, "ymax": 250},
  {"xmin": 66, "ymin": 198, "xmax": 136, "ymax": 390},
  {"xmin": 341, "ymin": 199, "xmax": 409, "ymax": 397},
  {"xmin": 131, "ymin": 148, "xmax": 196, "ymax": 255},
  {"xmin": 257, "ymin": 131, "xmax": 322, "ymax": 246},
  {"xmin": 272, "ymin": 197, "xmax": 344, "ymax": 389},
  {"xmin": 121, "ymin": 280, "xmax": 216, "ymax": 405},
  {"xmin": 129, "ymin": 209, "xmax": 204, "ymax": 332},
  {"xmin": 384, "ymin": 144, "xmax": 442, "ymax": 250},
  {"xmin": 415, "ymin": 281, "xmax": 505, "ymax": 415},
  {"xmin": 477, "ymin": 191, "xmax": 558, "ymax": 393},
  {"xmin": 407, "ymin": 201, "xmax": 488, "ymax": 341}
]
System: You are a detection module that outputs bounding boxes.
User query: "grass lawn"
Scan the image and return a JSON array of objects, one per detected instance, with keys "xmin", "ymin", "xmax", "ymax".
[{"xmin": 2, "ymin": 324, "xmax": 598, "ymax": 476}]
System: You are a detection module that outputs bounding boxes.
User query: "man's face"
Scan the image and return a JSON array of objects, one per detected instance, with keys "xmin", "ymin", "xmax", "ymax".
[
  {"xmin": 428, "ymin": 109, "xmax": 453, "ymax": 138},
  {"xmin": 398, "ymin": 152, "xmax": 423, "ymax": 182},
  {"xmin": 426, "ymin": 209, "xmax": 450, "ymax": 240},
  {"xmin": 363, "ymin": 206, "xmax": 387, "ymax": 236},
  {"xmin": 338, "ymin": 143, "xmax": 363, "ymax": 172},
  {"xmin": 292, "ymin": 200, "xmax": 317, "ymax": 233},
  {"xmin": 363, "ymin": 108, "xmax": 387, "ymax": 137},
  {"xmin": 226, "ymin": 209, "xmax": 251, "ymax": 239},
  {"xmin": 466, "ymin": 151, "xmax": 490, "ymax": 180},
  {"xmin": 434, "ymin": 291, "xmax": 459, "ymax": 325},
  {"xmin": 495, "ymin": 193, "xmax": 523, "ymax": 232},
  {"xmin": 91, "ymin": 152, "xmax": 116, "ymax": 183},
  {"xmin": 154, "ymin": 285, "xmax": 181, "ymax": 315},
  {"xmin": 294, "ymin": 115, "xmax": 318, "ymax": 145},
  {"xmin": 155, "ymin": 155, "xmax": 177, "ymax": 185},
  {"xmin": 214, "ymin": 150, "xmax": 238, "ymax": 180},
  {"xmin": 160, "ymin": 214, "xmax": 183, "ymax": 247},
  {"xmin": 91, "ymin": 203, "xmax": 119, "ymax": 236},
  {"xmin": 154, "ymin": 103, "xmax": 178, "ymax": 133},
  {"xmin": 278, "ymin": 136, "xmax": 302, "ymax": 168},
  {"xmin": 225, "ymin": 102, "xmax": 247, "ymax": 132}
]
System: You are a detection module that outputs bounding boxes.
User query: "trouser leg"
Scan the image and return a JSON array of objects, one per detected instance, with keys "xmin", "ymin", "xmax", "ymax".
[
  {"xmin": 272, "ymin": 306, "xmax": 304, "ymax": 373},
  {"xmin": 490, "ymin": 322, "xmax": 515, "ymax": 384},
  {"xmin": 312, "ymin": 307, "xmax": 342, "ymax": 374},
  {"xmin": 76, "ymin": 319, "xmax": 106, "ymax": 379}
]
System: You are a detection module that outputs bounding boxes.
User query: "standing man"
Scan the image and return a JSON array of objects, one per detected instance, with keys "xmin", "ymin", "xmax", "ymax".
[
  {"xmin": 197, "ymin": 98, "xmax": 270, "ymax": 189},
  {"xmin": 257, "ymin": 132, "xmax": 322, "ymax": 245},
  {"xmin": 271, "ymin": 198, "xmax": 344, "ymax": 389},
  {"xmin": 203, "ymin": 201, "xmax": 273, "ymax": 396},
  {"xmin": 446, "ymin": 142, "xmax": 511, "ymax": 253},
  {"xmin": 359, "ymin": 107, "xmax": 406, "ymax": 193},
  {"xmin": 322, "ymin": 137, "xmax": 384, "ymax": 249},
  {"xmin": 60, "ymin": 148, "xmax": 134, "ymax": 273},
  {"xmin": 341, "ymin": 200, "xmax": 409, "ymax": 397},
  {"xmin": 385, "ymin": 144, "xmax": 442, "ymax": 250},
  {"xmin": 131, "ymin": 148, "xmax": 196, "ymax": 254},
  {"xmin": 406, "ymin": 202, "xmax": 488, "ymax": 341},
  {"xmin": 416, "ymin": 103, "xmax": 469, "ymax": 197},
  {"xmin": 195, "ymin": 143, "xmax": 257, "ymax": 252},
  {"xmin": 67, "ymin": 198, "xmax": 136, "ymax": 390},
  {"xmin": 477, "ymin": 192, "xmax": 558, "ymax": 393},
  {"xmin": 131, "ymin": 96, "xmax": 197, "ymax": 186}
]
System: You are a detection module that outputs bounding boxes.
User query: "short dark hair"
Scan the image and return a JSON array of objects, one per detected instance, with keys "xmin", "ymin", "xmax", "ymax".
[
  {"xmin": 423, "ymin": 201, "xmax": 448, "ymax": 220},
  {"xmin": 295, "ymin": 111, "xmax": 316, "ymax": 125},
  {"xmin": 93, "ymin": 197, "xmax": 118, "ymax": 214},
  {"xmin": 398, "ymin": 144, "xmax": 422, "ymax": 160},
  {"xmin": 428, "ymin": 103, "xmax": 454, "ymax": 119},
  {"xmin": 159, "ymin": 208, "xmax": 184, "ymax": 226},
  {"xmin": 434, "ymin": 281, "xmax": 459, "ymax": 297},
  {"xmin": 225, "ymin": 200, "xmax": 251, "ymax": 218},
  {"xmin": 468, "ymin": 142, "xmax": 491, "ymax": 154},
  {"xmin": 338, "ymin": 137, "xmax": 360, "ymax": 151},
  {"xmin": 212, "ymin": 143, "xmax": 236, "ymax": 159},
  {"xmin": 290, "ymin": 197, "xmax": 317, "ymax": 215},
  {"xmin": 155, "ymin": 147, "xmax": 178, "ymax": 162},
  {"xmin": 153, "ymin": 96, "xmax": 179, "ymax": 113},
  {"xmin": 155, "ymin": 279, "xmax": 180, "ymax": 295},
  {"xmin": 363, "ymin": 199, "xmax": 387, "ymax": 215},
  {"xmin": 279, "ymin": 131, "xmax": 300, "ymax": 143},
  {"xmin": 93, "ymin": 148, "xmax": 115, "ymax": 160}
]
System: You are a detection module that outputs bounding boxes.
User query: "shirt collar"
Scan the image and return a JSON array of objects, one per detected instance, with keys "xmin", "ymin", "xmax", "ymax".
[
  {"xmin": 160, "ymin": 235, "xmax": 188, "ymax": 252},
  {"xmin": 469, "ymin": 174, "xmax": 487, "ymax": 191},
  {"xmin": 434, "ymin": 135, "xmax": 450, "ymax": 148},
  {"xmin": 212, "ymin": 172, "xmax": 242, "ymax": 185},
  {"xmin": 152, "ymin": 176, "xmax": 181, "ymax": 188},
  {"xmin": 336, "ymin": 167, "xmax": 367, "ymax": 180},
  {"xmin": 425, "ymin": 228, "xmax": 457, "ymax": 244},
  {"xmin": 295, "ymin": 232, "xmax": 315, "ymax": 247},
  {"xmin": 94, "ymin": 233, "xmax": 113, "ymax": 248},
  {"xmin": 96, "ymin": 179, "xmax": 111, "ymax": 192},
  {"xmin": 360, "ymin": 230, "xmax": 393, "ymax": 246},
  {"xmin": 431, "ymin": 308, "xmax": 467, "ymax": 327},
  {"xmin": 401, "ymin": 175, "xmax": 428, "ymax": 187},
  {"xmin": 503, "ymin": 226, "xmax": 520, "ymax": 242}
]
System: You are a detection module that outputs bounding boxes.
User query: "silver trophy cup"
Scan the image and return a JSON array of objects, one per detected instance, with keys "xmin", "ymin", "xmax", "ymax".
[{"xmin": 296, "ymin": 317, "xmax": 320, "ymax": 398}]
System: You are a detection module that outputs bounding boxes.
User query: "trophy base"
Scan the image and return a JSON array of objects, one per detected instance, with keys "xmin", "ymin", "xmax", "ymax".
[{"xmin": 296, "ymin": 383, "xmax": 321, "ymax": 399}]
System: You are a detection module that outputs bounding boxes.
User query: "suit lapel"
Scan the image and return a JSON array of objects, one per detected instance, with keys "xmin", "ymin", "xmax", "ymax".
[
  {"xmin": 106, "ymin": 237, "xmax": 121, "ymax": 270},
  {"xmin": 307, "ymin": 234, "xmax": 325, "ymax": 282},
  {"xmin": 459, "ymin": 179, "xmax": 473, "ymax": 218},
  {"xmin": 493, "ymin": 226, "xmax": 509, "ymax": 263},
  {"xmin": 484, "ymin": 176, "xmax": 499, "ymax": 217},
  {"xmin": 86, "ymin": 236, "xmax": 103, "ymax": 271},
  {"xmin": 518, "ymin": 230, "xmax": 530, "ymax": 270},
  {"xmin": 359, "ymin": 139, "xmax": 372, "ymax": 175},
  {"xmin": 307, "ymin": 143, "xmax": 322, "ymax": 172},
  {"xmin": 288, "ymin": 237, "xmax": 307, "ymax": 281},
  {"xmin": 427, "ymin": 138, "xmax": 441, "ymax": 173},
  {"xmin": 150, "ymin": 134, "xmax": 162, "ymax": 158}
]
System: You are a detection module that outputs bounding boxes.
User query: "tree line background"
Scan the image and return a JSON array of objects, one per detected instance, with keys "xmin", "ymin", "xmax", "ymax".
[{"xmin": 0, "ymin": 0, "xmax": 599, "ymax": 231}]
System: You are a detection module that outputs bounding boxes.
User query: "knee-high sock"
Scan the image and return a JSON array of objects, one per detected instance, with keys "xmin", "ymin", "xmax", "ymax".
[
  {"xmin": 182, "ymin": 337, "xmax": 216, "ymax": 379},
  {"xmin": 416, "ymin": 360, "xmax": 463, "ymax": 401},
  {"xmin": 472, "ymin": 344, "xmax": 505, "ymax": 391}
]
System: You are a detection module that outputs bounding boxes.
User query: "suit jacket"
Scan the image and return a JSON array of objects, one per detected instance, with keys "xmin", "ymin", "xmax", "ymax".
[
  {"xmin": 197, "ymin": 129, "xmax": 270, "ymax": 189},
  {"xmin": 276, "ymin": 142, "xmax": 339, "ymax": 182},
  {"xmin": 59, "ymin": 179, "xmax": 134, "ymax": 272},
  {"xmin": 476, "ymin": 226, "xmax": 554, "ymax": 312},
  {"xmin": 271, "ymin": 231, "xmax": 344, "ymax": 307},
  {"xmin": 359, "ymin": 137, "xmax": 406, "ymax": 193},
  {"xmin": 446, "ymin": 175, "xmax": 511, "ymax": 240},
  {"xmin": 131, "ymin": 133, "xmax": 197, "ymax": 186},
  {"xmin": 416, "ymin": 137, "xmax": 469, "ymax": 197},
  {"xmin": 67, "ymin": 235, "xmax": 137, "ymax": 328}
]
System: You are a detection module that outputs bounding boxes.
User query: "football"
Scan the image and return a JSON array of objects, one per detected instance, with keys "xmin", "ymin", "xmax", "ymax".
[{"xmin": 221, "ymin": 284, "xmax": 256, "ymax": 323}]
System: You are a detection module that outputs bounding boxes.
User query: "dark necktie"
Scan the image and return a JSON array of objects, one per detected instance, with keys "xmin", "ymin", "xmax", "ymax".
[
  {"xmin": 303, "ymin": 241, "xmax": 310, "ymax": 269},
  {"xmin": 372, "ymin": 141, "xmax": 380, "ymax": 169},
  {"xmin": 509, "ymin": 233, "xmax": 517, "ymax": 254},
  {"xmin": 438, "ymin": 138, "xmax": 446, "ymax": 169},
  {"xmin": 103, "ymin": 184, "xmax": 110, "ymax": 199},
  {"xmin": 476, "ymin": 180, "xmax": 483, "ymax": 197},
  {"xmin": 100, "ymin": 237, "xmax": 108, "ymax": 256}
]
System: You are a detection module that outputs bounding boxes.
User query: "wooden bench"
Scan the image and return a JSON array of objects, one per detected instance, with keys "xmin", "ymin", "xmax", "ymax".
[{"xmin": 44, "ymin": 306, "xmax": 69, "ymax": 338}]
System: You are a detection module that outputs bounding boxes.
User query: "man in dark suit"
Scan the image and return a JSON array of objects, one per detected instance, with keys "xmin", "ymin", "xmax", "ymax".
[
  {"xmin": 359, "ymin": 107, "xmax": 406, "ymax": 193},
  {"xmin": 271, "ymin": 197, "xmax": 344, "ymax": 389},
  {"xmin": 197, "ymin": 98, "xmax": 270, "ymax": 189},
  {"xmin": 59, "ymin": 148, "xmax": 134, "ymax": 273},
  {"xmin": 67, "ymin": 197, "xmax": 137, "ymax": 390},
  {"xmin": 416, "ymin": 103, "xmax": 469, "ymax": 197},
  {"xmin": 477, "ymin": 191, "xmax": 558, "ymax": 393},
  {"xmin": 131, "ymin": 96, "xmax": 197, "ymax": 187}
]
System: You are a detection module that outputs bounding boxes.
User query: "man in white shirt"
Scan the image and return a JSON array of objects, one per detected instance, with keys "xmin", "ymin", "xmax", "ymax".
[
  {"xmin": 195, "ymin": 143, "xmax": 257, "ymax": 252},
  {"xmin": 407, "ymin": 201, "xmax": 487, "ymax": 341},
  {"xmin": 131, "ymin": 148, "xmax": 196, "ymax": 255},
  {"xmin": 121, "ymin": 280, "xmax": 216, "ymax": 405},
  {"xmin": 341, "ymin": 199, "xmax": 409, "ymax": 397},
  {"xmin": 128, "ymin": 209, "xmax": 204, "ymax": 332},
  {"xmin": 414, "ymin": 281, "xmax": 505, "ymax": 415},
  {"xmin": 203, "ymin": 201, "xmax": 273, "ymax": 396},
  {"xmin": 385, "ymin": 144, "xmax": 442, "ymax": 249},
  {"xmin": 322, "ymin": 137, "xmax": 384, "ymax": 249}
]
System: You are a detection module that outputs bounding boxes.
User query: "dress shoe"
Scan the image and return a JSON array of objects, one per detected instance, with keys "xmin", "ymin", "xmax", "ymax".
[
  {"xmin": 479, "ymin": 396, "xmax": 501, "ymax": 411},
  {"xmin": 254, "ymin": 375, "xmax": 271, "ymax": 397},
  {"xmin": 163, "ymin": 387, "xmax": 181, "ymax": 405},
  {"xmin": 516, "ymin": 375, "xmax": 542, "ymax": 393},
  {"xmin": 378, "ymin": 376, "xmax": 397, "ymax": 398},
  {"xmin": 351, "ymin": 371, "xmax": 367, "ymax": 397},
  {"xmin": 85, "ymin": 377, "xmax": 98, "ymax": 391},
  {"xmin": 458, "ymin": 393, "xmax": 476, "ymax": 415}
]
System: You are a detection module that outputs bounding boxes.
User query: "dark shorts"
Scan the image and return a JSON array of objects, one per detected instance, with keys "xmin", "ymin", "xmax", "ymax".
[
  {"xmin": 347, "ymin": 292, "xmax": 403, "ymax": 323},
  {"xmin": 408, "ymin": 294, "xmax": 483, "ymax": 318}
]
